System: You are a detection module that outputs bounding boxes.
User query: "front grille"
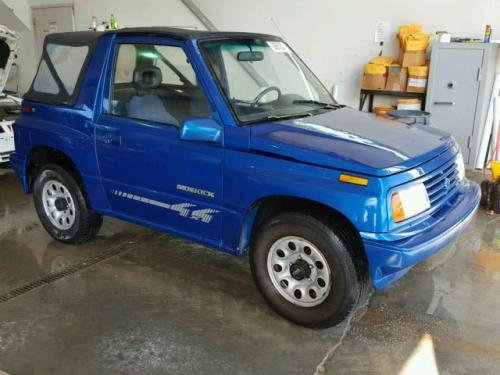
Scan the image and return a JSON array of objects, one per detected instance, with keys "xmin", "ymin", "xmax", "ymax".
[{"xmin": 423, "ymin": 157, "xmax": 460, "ymax": 209}]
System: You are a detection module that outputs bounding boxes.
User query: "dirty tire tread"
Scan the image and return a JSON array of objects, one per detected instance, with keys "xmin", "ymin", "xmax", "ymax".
[
  {"xmin": 33, "ymin": 164, "xmax": 102, "ymax": 244},
  {"xmin": 250, "ymin": 212, "xmax": 366, "ymax": 328}
]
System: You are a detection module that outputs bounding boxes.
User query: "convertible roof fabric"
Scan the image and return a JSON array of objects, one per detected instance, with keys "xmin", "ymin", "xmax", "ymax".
[{"xmin": 44, "ymin": 27, "xmax": 280, "ymax": 44}]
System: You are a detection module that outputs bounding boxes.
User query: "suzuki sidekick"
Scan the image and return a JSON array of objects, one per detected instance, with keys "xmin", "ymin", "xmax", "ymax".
[{"xmin": 11, "ymin": 28, "xmax": 480, "ymax": 327}]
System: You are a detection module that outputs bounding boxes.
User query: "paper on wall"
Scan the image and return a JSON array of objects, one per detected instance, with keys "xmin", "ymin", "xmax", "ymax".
[{"xmin": 267, "ymin": 41, "xmax": 291, "ymax": 53}]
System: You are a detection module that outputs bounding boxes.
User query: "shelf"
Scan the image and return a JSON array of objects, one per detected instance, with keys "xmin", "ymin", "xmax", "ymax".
[{"xmin": 359, "ymin": 89, "xmax": 427, "ymax": 112}]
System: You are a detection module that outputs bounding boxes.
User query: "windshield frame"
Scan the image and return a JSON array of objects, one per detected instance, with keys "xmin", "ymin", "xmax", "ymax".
[{"xmin": 197, "ymin": 37, "xmax": 337, "ymax": 126}]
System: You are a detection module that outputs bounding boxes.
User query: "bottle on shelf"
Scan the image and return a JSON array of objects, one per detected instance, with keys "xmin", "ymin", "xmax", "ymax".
[
  {"xmin": 484, "ymin": 25, "xmax": 492, "ymax": 43},
  {"xmin": 110, "ymin": 14, "xmax": 117, "ymax": 30}
]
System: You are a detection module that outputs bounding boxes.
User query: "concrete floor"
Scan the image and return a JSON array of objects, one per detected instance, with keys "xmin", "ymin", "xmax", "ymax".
[{"xmin": 0, "ymin": 165, "xmax": 499, "ymax": 375}]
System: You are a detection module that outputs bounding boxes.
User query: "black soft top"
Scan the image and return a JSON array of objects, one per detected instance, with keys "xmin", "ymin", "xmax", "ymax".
[
  {"xmin": 44, "ymin": 27, "xmax": 281, "ymax": 45},
  {"xmin": 25, "ymin": 27, "xmax": 281, "ymax": 106}
]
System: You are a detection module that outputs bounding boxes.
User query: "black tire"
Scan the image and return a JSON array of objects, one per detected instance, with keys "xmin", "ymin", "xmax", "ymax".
[
  {"xmin": 250, "ymin": 212, "xmax": 366, "ymax": 328},
  {"xmin": 33, "ymin": 164, "xmax": 103, "ymax": 244},
  {"xmin": 494, "ymin": 181, "xmax": 500, "ymax": 214}
]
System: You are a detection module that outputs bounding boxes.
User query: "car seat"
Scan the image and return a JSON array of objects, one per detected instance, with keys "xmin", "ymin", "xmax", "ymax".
[{"xmin": 128, "ymin": 67, "xmax": 180, "ymax": 126}]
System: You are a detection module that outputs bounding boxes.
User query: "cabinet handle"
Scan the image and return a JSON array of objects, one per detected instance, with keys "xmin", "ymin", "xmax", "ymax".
[{"xmin": 434, "ymin": 101, "xmax": 455, "ymax": 105}]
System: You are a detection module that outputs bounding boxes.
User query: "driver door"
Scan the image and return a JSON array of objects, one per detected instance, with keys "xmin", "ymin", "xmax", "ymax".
[{"xmin": 95, "ymin": 37, "xmax": 223, "ymax": 245}]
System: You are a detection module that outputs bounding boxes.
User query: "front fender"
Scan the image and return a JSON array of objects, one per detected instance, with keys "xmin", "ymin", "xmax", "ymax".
[{"xmin": 221, "ymin": 149, "xmax": 385, "ymax": 254}]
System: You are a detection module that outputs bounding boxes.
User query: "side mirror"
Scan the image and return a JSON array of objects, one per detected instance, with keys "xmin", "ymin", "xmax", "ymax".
[{"xmin": 179, "ymin": 118, "xmax": 222, "ymax": 144}]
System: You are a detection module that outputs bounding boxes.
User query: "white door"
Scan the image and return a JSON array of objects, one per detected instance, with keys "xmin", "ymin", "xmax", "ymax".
[{"xmin": 32, "ymin": 6, "xmax": 75, "ymax": 58}]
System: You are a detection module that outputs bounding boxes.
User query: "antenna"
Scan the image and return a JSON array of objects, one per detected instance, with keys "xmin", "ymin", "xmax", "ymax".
[{"xmin": 270, "ymin": 17, "xmax": 286, "ymax": 41}]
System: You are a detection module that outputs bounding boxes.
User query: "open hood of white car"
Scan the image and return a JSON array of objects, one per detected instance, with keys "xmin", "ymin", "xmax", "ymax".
[{"xmin": 0, "ymin": 25, "xmax": 19, "ymax": 94}]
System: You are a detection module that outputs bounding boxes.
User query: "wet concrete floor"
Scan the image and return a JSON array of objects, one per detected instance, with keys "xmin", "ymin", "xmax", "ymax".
[{"xmin": 0, "ymin": 166, "xmax": 499, "ymax": 374}]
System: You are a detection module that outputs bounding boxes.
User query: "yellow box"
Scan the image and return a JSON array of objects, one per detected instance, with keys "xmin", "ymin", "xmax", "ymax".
[
  {"xmin": 397, "ymin": 98, "xmax": 422, "ymax": 110},
  {"xmin": 492, "ymin": 161, "xmax": 500, "ymax": 181},
  {"xmin": 370, "ymin": 56, "xmax": 397, "ymax": 67},
  {"xmin": 364, "ymin": 64, "xmax": 387, "ymax": 74},
  {"xmin": 407, "ymin": 66, "xmax": 429, "ymax": 93},
  {"xmin": 362, "ymin": 64, "xmax": 387, "ymax": 90}
]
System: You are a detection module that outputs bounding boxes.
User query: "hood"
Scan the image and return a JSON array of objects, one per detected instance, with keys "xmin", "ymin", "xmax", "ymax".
[
  {"xmin": 250, "ymin": 107, "xmax": 455, "ymax": 177},
  {"xmin": 0, "ymin": 25, "xmax": 19, "ymax": 94}
]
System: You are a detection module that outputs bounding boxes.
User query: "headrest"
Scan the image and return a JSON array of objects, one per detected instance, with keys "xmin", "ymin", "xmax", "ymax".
[{"xmin": 133, "ymin": 66, "xmax": 162, "ymax": 90}]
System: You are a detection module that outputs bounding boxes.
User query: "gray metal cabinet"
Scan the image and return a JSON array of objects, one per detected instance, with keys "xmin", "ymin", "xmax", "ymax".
[{"xmin": 426, "ymin": 43, "xmax": 498, "ymax": 168}]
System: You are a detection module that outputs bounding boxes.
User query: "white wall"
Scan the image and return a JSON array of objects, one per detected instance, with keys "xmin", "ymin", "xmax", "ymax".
[
  {"xmin": 13, "ymin": 0, "xmax": 204, "ymax": 93},
  {"xmin": 1, "ymin": 0, "xmax": 31, "ymax": 30},
  {"xmin": 195, "ymin": 0, "xmax": 500, "ymax": 107},
  {"xmin": 73, "ymin": 0, "xmax": 204, "ymax": 30},
  {"xmin": 10, "ymin": 0, "xmax": 500, "ymax": 105}
]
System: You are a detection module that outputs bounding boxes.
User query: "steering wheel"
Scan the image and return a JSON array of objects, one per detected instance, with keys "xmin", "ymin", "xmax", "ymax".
[{"xmin": 252, "ymin": 86, "xmax": 282, "ymax": 106}]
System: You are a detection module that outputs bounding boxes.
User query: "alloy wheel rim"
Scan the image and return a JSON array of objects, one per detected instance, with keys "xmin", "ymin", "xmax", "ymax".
[
  {"xmin": 41, "ymin": 180, "xmax": 76, "ymax": 230},
  {"xmin": 267, "ymin": 236, "xmax": 332, "ymax": 307}
]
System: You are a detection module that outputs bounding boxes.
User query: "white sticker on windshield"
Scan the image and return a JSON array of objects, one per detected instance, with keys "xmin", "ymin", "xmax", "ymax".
[{"xmin": 267, "ymin": 41, "xmax": 291, "ymax": 53}]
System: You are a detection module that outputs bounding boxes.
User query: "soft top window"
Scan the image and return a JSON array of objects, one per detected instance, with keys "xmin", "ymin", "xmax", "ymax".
[{"xmin": 24, "ymin": 33, "xmax": 97, "ymax": 106}]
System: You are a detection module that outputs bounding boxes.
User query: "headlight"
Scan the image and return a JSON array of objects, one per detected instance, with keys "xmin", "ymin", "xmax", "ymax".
[
  {"xmin": 391, "ymin": 183, "xmax": 430, "ymax": 223},
  {"xmin": 455, "ymin": 152, "xmax": 465, "ymax": 182}
]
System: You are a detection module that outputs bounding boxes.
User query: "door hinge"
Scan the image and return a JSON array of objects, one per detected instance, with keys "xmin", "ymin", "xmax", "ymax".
[
  {"xmin": 467, "ymin": 135, "xmax": 473, "ymax": 149},
  {"xmin": 476, "ymin": 67, "xmax": 482, "ymax": 82},
  {"xmin": 33, "ymin": 17, "xmax": 36, "ymax": 26}
]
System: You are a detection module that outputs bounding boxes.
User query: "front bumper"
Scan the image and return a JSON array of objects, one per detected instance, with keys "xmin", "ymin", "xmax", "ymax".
[{"xmin": 362, "ymin": 180, "xmax": 480, "ymax": 290}]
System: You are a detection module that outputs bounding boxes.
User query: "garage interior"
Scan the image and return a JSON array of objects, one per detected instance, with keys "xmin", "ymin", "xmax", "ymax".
[{"xmin": 1, "ymin": 1, "xmax": 500, "ymax": 374}]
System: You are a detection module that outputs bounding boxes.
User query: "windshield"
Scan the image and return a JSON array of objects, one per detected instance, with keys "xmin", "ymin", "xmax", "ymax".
[{"xmin": 200, "ymin": 38, "xmax": 336, "ymax": 124}]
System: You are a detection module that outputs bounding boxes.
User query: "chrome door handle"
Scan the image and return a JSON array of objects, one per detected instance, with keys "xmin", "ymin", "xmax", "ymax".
[{"xmin": 433, "ymin": 101, "xmax": 455, "ymax": 105}]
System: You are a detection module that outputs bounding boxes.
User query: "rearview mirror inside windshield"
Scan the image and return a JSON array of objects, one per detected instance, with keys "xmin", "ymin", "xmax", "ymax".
[{"xmin": 237, "ymin": 51, "xmax": 264, "ymax": 62}]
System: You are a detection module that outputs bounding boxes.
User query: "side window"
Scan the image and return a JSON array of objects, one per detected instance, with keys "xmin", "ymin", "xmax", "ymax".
[
  {"xmin": 31, "ymin": 43, "xmax": 89, "ymax": 99},
  {"xmin": 110, "ymin": 43, "xmax": 212, "ymax": 126},
  {"xmin": 114, "ymin": 44, "xmax": 136, "ymax": 83},
  {"xmin": 155, "ymin": 45, "xmax": 196, "ymax": 85}
]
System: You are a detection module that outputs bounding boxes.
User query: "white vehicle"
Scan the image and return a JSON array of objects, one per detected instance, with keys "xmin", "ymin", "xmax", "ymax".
[{"xmin": 0, "ymin": 25, "xmax": 18, "ymax": 163}]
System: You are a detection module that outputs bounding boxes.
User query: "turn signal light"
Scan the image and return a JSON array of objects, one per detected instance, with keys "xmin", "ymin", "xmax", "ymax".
[
  {"xmin": 339, "ymin": 174, "xmax": 369, "ymax": 186},
  {"xmin": 391, "ymin": 192, "xmax": 405, "ymax": 222}
]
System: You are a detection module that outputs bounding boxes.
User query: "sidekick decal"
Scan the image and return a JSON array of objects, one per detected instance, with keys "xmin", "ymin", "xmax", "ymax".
[{"xmin": 111, "ymin": 190, "xmax": 219, "ymax": 224}]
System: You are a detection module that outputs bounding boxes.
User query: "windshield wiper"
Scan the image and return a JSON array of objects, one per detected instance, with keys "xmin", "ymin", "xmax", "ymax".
[
  {"xmin": 292, "ymin": 100, "xmax": 344, "ymax": 109},
  {"xmin": 261, "ymin": 112, "xmax": 314, "ymax": 121}
]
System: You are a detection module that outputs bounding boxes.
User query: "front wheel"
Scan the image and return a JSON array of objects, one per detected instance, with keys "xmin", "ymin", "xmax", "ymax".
[
  {"xmin": 250, "ymin": 212, "xmax": 366, "ymax": 328},
  {"xmin": 33, "ymin": 164, "xmax": 103, "ymax": 244}
]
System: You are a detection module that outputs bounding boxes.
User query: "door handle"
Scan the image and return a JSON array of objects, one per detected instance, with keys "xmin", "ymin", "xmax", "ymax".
[
  {"xmin": 95, "ymin": 124, "xmax": 121, "ymax": 146},
  {"xmin": 102, "ymin": 135, "xmax": 121, "ymax": 145},
  {"xmin": 433, "ymin": 101, "xmax": 455, "ymax": 105}
]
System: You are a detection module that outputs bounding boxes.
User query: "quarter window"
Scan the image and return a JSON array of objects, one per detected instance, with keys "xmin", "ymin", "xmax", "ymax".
[
  {"xmin": 32, "ymin": 44, "xmax": 89, "ymax": 96},
  {"xmin": 110, "ymin": 43, "xmax": 211, "ymax": 126}
]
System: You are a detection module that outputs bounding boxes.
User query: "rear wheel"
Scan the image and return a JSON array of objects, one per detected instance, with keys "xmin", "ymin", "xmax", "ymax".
[
  {"xmin": 250, "ymin": 212, "xmax": 366, "ymax": 328},
  {"xmin": 33, "ymin": 164, "xmax": 102, "ymax": 244}
]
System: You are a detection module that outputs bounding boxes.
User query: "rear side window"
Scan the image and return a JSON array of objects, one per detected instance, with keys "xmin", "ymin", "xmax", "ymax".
[{"xmin": 25, "ymin": 42, "xmax": 92, "ymax": 105}]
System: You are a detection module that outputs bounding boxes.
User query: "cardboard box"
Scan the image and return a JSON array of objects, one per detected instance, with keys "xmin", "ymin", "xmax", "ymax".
[
  {"xmin": 399, "ymin": 50, "xmax": 427, "ymax": 67},
  {"xmin": 362, "ymin": 73, "xmax": 386, "ymax": 90},
  {"xmin": 407, "ymin": 78, "xmax": 427, "ymax": 93},
  {"xmin": 385, "ymin": 66, "xmax": 407, "ymax": 91},
  {"xmin": 397, "ymin": 98, "xmax": 422, "ymax": 110},
  {"xmin": 407, "ymin": 66, "xmax": 428, "ymax": 93}
]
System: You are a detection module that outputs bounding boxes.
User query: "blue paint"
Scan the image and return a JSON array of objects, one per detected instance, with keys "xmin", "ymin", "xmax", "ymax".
[
  {"xmin": 180, "ymin": 118, "xmax": 223, "ymax": 144},
  {"xmin": 11, "ymin": 29, "xmax": 480, "ymax": 289}
]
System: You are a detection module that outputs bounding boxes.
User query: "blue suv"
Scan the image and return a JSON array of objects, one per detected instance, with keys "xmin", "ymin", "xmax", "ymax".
[{"xmin": 10, "ymin": 28, "xmax": 480, "ymax": 327}]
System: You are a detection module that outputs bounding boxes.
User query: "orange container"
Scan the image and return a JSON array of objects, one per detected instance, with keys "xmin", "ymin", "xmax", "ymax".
[{"xmin": 491, "ymin": 161, "xmax": 500, "ymax": 181}]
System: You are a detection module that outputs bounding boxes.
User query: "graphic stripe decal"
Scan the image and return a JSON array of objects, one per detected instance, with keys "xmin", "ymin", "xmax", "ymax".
[{"xmin": 111, "ymin": 190, "xmax": 218, "ymax": 224}]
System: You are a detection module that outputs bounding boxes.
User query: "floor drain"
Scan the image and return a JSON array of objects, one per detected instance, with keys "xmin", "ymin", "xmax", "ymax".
[{"xmin": 0, "ymin": 242, "xmax": 130, "ymax": 304}]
